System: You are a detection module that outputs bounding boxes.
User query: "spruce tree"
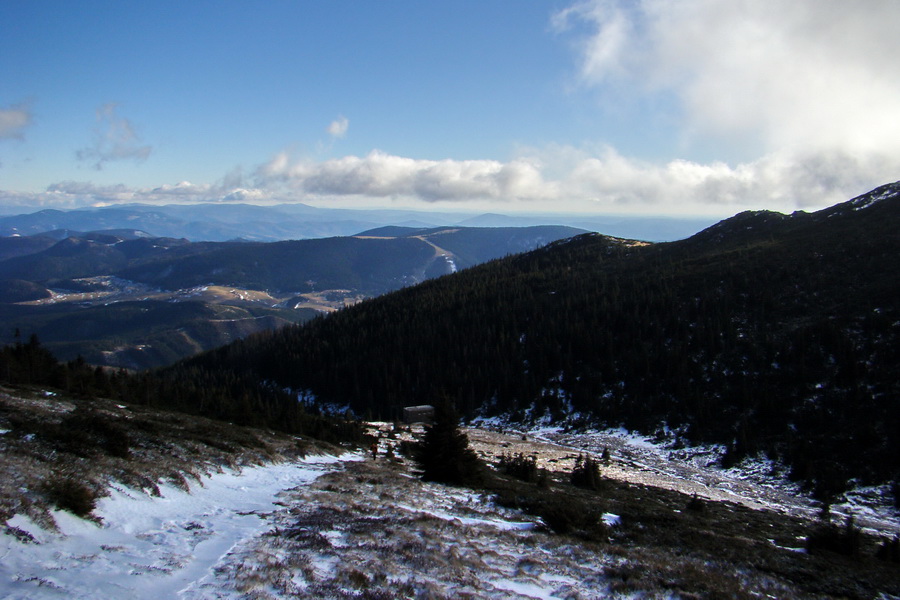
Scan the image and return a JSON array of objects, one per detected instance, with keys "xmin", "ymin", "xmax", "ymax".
[
  {"xmin": 571, "ymin": 454, "xmax": 603, "ymax": 491},
  {"xmin": 414, "ymin": 400, "xmax": 484, "ymax": 485}
]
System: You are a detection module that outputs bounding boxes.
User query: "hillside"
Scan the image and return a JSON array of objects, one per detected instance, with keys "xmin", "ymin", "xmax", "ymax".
[
  {"xmin": 0, "ymin": 300, "xmax": 306, "ymax": 370},
  {"xmin": 2, "ymin": 377, "xmax": 898, "ymax": 598},
  {"xmin": 175, "ymin": 182, "xmax": 900, "ymax": 497},
  {"xmin": 0, "ymin": 225, "xmax": 583, "ymax": 368}
]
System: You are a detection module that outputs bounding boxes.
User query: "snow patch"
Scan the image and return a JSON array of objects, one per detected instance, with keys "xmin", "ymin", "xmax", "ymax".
[
  {"xmin": 849, "ymin": 182, "xmax": 900, "ymax": 211},
  {"xmin": 602, "ymin": 513, "xmax": 621, "ymax": 527},
  {"xmin": 0, "ymin": 454, "xmax": 354, "ymax": 599}
]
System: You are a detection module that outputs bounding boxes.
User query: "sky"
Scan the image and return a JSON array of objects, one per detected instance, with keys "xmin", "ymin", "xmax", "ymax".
[{"xmin": 1, "ymin": 0, "xmax": 899, "ymax": 217}]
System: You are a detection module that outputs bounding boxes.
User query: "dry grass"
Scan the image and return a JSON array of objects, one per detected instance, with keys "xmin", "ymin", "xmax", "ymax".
[{"xmin": 475, "ymin": 433, "xmax": 900, "ymax": 599}]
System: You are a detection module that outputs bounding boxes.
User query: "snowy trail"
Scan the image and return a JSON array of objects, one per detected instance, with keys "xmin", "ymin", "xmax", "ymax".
[
  {"xmin": 183, "ymin": 458, "xmax": 617, "ymax": 599},
  {"xmin": 0, "ymin": 453, "xmax": 356, "ymax": 600}
]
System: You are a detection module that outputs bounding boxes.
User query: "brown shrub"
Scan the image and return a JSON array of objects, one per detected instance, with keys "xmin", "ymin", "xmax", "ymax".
[{"xmin": 42, "ymin": 478, "xmax": 97, "ymax": 517}]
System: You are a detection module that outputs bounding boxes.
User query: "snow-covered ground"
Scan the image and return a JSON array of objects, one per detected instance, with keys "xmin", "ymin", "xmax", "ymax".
[
  {"xmin": 178, "ymin": 456, "xmax": 619, "ymax": 599},
  {"xmin": 1, "ymin": 447, "xmax": 626, "ymax": 600},
  {"xmin": 4, "ymin": 422, "xmax": 899, "ymax": 599},
  {"xmin": 0, "ymin": 454, "xmax": 351, "ymax": 599},
  {"xmin": 467, "ymin": 424, "xmax": 900, "ymax": 536}
]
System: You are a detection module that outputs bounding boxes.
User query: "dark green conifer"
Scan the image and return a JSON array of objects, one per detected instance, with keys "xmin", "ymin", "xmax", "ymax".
[
  {"xmin": 413, "ymin": 400, "xmax": 484, "ymax": 485},
  {"xmin": 571, "ymin": 454, "xmax": 603, "ymax": 491}
]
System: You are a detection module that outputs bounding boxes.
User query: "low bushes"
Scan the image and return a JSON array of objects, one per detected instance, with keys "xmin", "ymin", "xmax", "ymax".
[
  {"xmin": 497, "ymin": 452, "xmax": 549, "ymax": 487},
  {"xmin": 570, "ymin": 454, "xmax": 603, "ymax": 491},
  {"xmin": 805, "ymin": 514, "xmax": 862, "ymax": 558}
]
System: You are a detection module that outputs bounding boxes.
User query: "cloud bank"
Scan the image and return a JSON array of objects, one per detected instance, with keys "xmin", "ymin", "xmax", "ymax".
[
  {"xmin": 8, "ymin": 145, "xmax": 884, "ymax": 216},
  {"xmin": 249, "ymin": 145, "xmax": 887, "ymax": 213},
  {"xmin": 76, "ymin": 103, "xmax": 153, "ymax": 170}
]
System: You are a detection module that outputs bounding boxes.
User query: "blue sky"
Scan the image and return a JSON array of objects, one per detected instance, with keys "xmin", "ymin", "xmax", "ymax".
[{"xmin": 2, "ymin": 1, "xmax": 899, "ymax": 217}]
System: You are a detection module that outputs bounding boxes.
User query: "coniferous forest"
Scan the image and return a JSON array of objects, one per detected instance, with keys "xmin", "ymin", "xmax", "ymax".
[
  {"xmin": 161, "ymin": 183, "xmax": 900, "ymax": 498},
  {"xmin": 0, "ymin": 332, "xmax": 365, "ymax": 445}
]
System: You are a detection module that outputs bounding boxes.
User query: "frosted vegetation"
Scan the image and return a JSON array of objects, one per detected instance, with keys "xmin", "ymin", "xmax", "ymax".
[
  {"xmin": 1, "ymin": 382, "xmax": 898, "ymax": 599},
  {"xmin": 2, "ymin": 392, "xmax": 899, "ymax": 598}
]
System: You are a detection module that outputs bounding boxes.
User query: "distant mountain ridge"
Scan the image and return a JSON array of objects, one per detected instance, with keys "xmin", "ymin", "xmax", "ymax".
[
  {"xmin": 0, "ymin": 225, "xmax": 587, "ymax": 294},
  {"xmin": 0, "ymin": 202, "xmax": 716, "ymax": 242}
]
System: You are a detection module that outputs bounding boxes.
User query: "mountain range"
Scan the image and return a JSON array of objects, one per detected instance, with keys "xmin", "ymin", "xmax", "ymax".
[
  {"xmin": 0, "ymin": 202, "xmax": 716, "ymax": 243},
  {"xmin": 168, "ymin": 181, "xmax": 900, "ymax": 498},
  {"xmin": 2, "ymin": 182, "xmax": 898, "ymax": 496},
  {"xmin": 0, "ymin": 225, "xmax": 585, "ymax": 369}
]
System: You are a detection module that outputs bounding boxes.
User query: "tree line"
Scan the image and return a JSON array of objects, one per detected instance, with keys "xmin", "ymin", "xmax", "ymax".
[{"xmin": 0, "ymin": 332, "xmax": 364, "ymax": 445}]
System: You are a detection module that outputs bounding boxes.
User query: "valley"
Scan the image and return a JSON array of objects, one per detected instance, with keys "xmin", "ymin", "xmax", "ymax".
[
  {"xmin": 0, "ymin": 224, "xmax": 583, "ymax": 369},
  {"xmin": 22, "ymin": 276, "xmax": 360, "ymax": 314}
]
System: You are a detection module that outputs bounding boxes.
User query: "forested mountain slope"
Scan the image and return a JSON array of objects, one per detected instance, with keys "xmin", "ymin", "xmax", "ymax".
[{"xmin": 177, "ymin": 182, "xmax": 900, "ymax": 496}]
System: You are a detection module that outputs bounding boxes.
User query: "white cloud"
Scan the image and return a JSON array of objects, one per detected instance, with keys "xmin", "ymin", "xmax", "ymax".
[
  {"xmin": 327, "ymin": 116, "xmax": 349, "ymax": 139},
  {"xmin": 552, "ymin": 0, "xmax": 635, "ymax": 85},
  {"xmin": 76, "ymin": 103, "xmax": 153, "ymax": 170},
  {"xmin": 13, "ymin": 177, "xmax": 266, "ymax": 209},
  {"xmin": 1, "ymin": 181, "xmax": 139, "ymax": 210},
  {"xmin": 540, "ymin": 0, "xmax": 900, "ymax": 213},
  {"xmin": 252, "ymin": 145, "xmax": 894, "ymax": 215},
  {"xmin": 46, "ymin": 180, "xmax": 134, "ymax": 197},
  {"xmin": 256, "ymin": 150, "xmax": 557, "ymax": 203},
  {"xmin": 556, "ymin": 0, "xmax": 900, "ymax": 157},
  {"xmin": 0, "ymin": 101, "xmax": 34, "ymax": 140},
  {"xmin": 560, "ymin": 146, "xmax": 890, "ymax": 212}
]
